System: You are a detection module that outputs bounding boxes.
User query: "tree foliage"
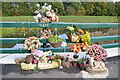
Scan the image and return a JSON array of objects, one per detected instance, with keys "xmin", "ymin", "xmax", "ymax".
[{"xmin": 2, "ymin": 2, "xmax": 118, "ymax": 16}]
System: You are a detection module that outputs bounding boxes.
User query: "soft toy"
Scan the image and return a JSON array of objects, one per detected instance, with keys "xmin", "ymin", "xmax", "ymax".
[
  {"xmin": 25, "ymin": 55, "xmax": 34, "ymax": 64},
  {"xmin": 15, "ymin": 55, "xmax": 33, "ymax": 64},
  {"xmin": 15, "ymin": 57, "xmax": 26, "ymax": 64}
]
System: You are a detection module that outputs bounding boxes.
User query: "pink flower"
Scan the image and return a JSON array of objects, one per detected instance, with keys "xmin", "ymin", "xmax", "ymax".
[
  {"xmin": 48, "ymin": 34, "xmax": 53, "ymax": 37},
  {"xmin": 34, "ymin": 59, "xmax": 38, "ymax": 64},
  {"xmin": 34, "ymin": 49, "xmax": 44, "ymax": 57}
]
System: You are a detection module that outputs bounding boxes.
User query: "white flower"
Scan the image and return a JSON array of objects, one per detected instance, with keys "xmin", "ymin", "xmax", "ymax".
[
  {"xmin": 36, "ymin": 40, "xmax": 40, "ymax": 42},
  {"xmin": 24, "ymin": 37, "xmax": 40, "ymax": 50},
  {"xmin": 36, "ymin": 4, "xmax": 40, "ymax": 8},
  {"xmin": 31, "ymin": 40, "xmax": 36, "ymax": 43},
  {"xmin": 61, "ymin": 42, "xmax": 67, "ymax": 47},
  {"xmin": 59, "ymin": 66, "xmax": 63, "ymax": 69}
]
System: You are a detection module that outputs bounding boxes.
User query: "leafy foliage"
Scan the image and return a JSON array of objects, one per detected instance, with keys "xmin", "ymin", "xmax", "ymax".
[
  {"xmin": 48, "ymin": 35, "xmax": 63, "ymax": 43},
  {"xmin": 1, "ymin": 2, "xmax": 118, "ymax": 16}
]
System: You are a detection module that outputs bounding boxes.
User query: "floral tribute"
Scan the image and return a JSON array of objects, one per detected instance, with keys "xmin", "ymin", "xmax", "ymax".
[
  {"xmin": 41, "ymin": 28, "xmax": 53, "ymax": 39},
  {"xmin": 87, "ymin": 44, "xmax": 108, "ymax": 61},
  {"xmin": 34, "ymin": 3, "xmax": 59, "ymax": 23},
  {"xmin": 66, "ymin": 25, "xmax": 84, "ymax": 42},
  {"xmin": 70, "ymin": 42, "xmax": 89, "ymax": 53},
  {"xmin": 23, "ymin": 37, "xmax": 40, "ymax": 51},
  {"xmin": 66, "ymin": 25, "xmax": 91, "ymax": 44}
]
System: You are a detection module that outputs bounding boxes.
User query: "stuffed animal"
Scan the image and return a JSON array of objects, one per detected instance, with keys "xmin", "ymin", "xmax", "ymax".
[
  {"xmin": 15, "ymin": 57, "xmax": 26, "ymax": 64},
  {"xmin": 25, "ymin": 55, "xmax": 34, "ymax": 64},
  {"xmin": 15, "ymin": 55, "xmax": 33, "ymax": 64}
]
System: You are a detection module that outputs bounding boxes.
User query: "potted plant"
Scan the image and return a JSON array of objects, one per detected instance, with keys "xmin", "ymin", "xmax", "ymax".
[
  {"xmin": 66, "ymin": 25, "xmax": 84, "ymax": 42},
  {"xmin": 48, "ymin": 35, "xmax": 63, "ymax": 48},
  {"xmin": 87, "ymin": 44, "xmax": 108, "ymax": 61},
  {"xmin": 73, "ymin": 54, "xmax": 79, "ymax": 67}
]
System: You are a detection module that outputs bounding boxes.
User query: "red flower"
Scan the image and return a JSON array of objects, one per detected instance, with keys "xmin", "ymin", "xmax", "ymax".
[{"xmin": 67, "ymin": 54, "xmax": 70, "ymax": 56}]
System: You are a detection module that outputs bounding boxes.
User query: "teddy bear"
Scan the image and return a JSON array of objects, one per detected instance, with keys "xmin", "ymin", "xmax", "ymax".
[{"xmin": 15, "ymin": 55, "xmax": 33, "ymax": 64}]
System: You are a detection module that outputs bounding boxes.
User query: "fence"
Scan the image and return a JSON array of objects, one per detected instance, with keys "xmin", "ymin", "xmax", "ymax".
[{"xmin": 0, "ymin": 22, "xmax": 120, "ymax": 53}]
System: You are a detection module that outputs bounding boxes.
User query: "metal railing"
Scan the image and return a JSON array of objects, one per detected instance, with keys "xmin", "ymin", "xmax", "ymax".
[{"xmin": 0, "ymin": 22, "xmax": 120, "ymax": 53}]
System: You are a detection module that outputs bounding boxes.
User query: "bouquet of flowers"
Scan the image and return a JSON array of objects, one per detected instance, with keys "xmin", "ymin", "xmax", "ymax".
[
  {"xmin": 34, "ymin": 3, "xmax": 59, "ymax": 23},
  {"xmin": 66, "ymin": 25, "xmax": 85, "ymax": 42},
  {"xmin": 31, "ymin": 49, "xmax": 44, "ymax": 64},
  {"xmin": 87, "ymin": 44, "xmax": 108, "ymax": 61},
  {"xmin": 23, "ymin": 37, "xmax": 40, "ymax": 52},
  {"xmin": 70, "ymin": 42, "xmax": 89, "ymax": 53},
  {"xmin": 41, "ymin": 28, "xmax": 53, "ymax": 39}
]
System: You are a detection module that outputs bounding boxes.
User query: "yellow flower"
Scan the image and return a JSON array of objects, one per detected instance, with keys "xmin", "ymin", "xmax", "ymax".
[
  {"xmin": 81, "ymin": 31, "xmax": 91, "ymax": 44},
  {"xmin": 66, "ymin": 26, "xmax": 74, "ymax": 31}
]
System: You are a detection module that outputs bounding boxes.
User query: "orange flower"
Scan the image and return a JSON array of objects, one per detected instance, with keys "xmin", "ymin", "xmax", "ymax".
[
  {"xmin": 78, "ymin": 29, "xmax": 84, "ymax": 34},
  {"xmin": 84, "ymin": 42, "xmax": 88, "ymax": 47},
  {"xmin": 70, "ymin": 44, "xmax": 82, "ymax": 53},
  {"xmin": 81, "ymin": 43, "xmax": 85, "ymax": 46},
  {"xmin": 70, "ymin": 44, "xmax": 77, "ymax": 52}
]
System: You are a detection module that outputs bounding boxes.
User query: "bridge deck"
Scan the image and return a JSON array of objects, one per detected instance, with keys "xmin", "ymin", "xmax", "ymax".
[{"xmin": 0, "ymin": 47, "xmax": 119, "ymax": 64}]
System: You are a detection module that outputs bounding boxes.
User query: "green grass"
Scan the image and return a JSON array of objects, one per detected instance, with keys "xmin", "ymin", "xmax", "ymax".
[
  {"xmin": 0, "ymin": 16, "xmax": 118, "ymax": 23},
  {"xmin": 0, "ymin": 16, "xmax": 118, "ymax": 38},
  {"xmin": 0, "ymin": 28, "xmax": 17, "ymax": 38}
]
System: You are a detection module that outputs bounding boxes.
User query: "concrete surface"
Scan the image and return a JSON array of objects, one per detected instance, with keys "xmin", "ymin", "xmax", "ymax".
[
  {"xmin": 1, "ymin": 56, "xmax": 119, "ymax": 78},
  {"xmin": 0, "ymin": 47, "xmax": 119, "ymax": 64}
]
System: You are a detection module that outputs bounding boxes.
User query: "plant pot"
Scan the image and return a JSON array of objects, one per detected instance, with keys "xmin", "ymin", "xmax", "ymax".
[
  {"xmin": 73, "ymin": 55, "xmax": 79, "ymax": 59},
  {"xmin": 73, "ymin": 62, "xmax": 77, "ymax": 67},
  {"xmin": 50, "ymin": 42, "xmax": 62, "ymax": 48},
  {"xmin": 67, "ymin": 35, "xmax": 80, "ymax": 42}
]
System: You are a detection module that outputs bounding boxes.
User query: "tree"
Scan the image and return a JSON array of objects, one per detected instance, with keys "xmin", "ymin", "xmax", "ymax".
[
  {"xmin": 51, "ymin": 2, "xmax": 66, "ymax": 15},
  {"xmin": 66, "ymin": 5, "xmax": 76, "ymax": 15},
  {"xmin": 82, "ymin": 2, "xmax": 94, "ymax": 16}
]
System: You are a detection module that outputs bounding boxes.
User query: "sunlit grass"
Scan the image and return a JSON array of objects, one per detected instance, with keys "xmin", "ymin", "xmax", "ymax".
[{"xmin": 0, "ymin": 16, "xmax": 118, "ymax": 23}]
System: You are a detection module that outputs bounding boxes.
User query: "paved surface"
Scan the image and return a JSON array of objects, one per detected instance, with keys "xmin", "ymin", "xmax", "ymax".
[
  {"xmin": 0, "ymin": 47, "xmax": 119, "ymax": 64},
  {"xmin": 1, "ymin": 56, "xmax": 120, "ymax": 79}
]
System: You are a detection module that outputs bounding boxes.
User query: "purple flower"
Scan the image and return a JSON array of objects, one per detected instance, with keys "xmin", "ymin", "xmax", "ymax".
[{"xmin": 34, "ymin": 49, "xmax": 44, "ymax": 57}]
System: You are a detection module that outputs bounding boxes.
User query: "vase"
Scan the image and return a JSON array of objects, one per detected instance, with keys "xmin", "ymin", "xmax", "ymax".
[
  {"xmin": 67, "ymin": 35, "xmax": 80, "ymax": 42},
  {"xmin": 50, "ymin": 42, "xmax": 62, "ymax": 48}
]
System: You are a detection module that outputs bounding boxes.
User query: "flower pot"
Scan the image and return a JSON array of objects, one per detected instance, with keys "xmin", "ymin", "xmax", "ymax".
[
  {"xmin": 73, "ymin": 55, "xmax": 79, "ymax": 59},
  {"xmin": 73, "ymin": 62, "xmax": 77, "ymax": 67},
  {"xmin": 73, "ymin": 55, "xmax": 79, "ymax": 61},
  {"xmin": 67, "ymin": 35, "xmax": 80, "ymax": 42},
  {"xmin": 50, "ymin": 42, "xmax": 62, "ymax": 48}
]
